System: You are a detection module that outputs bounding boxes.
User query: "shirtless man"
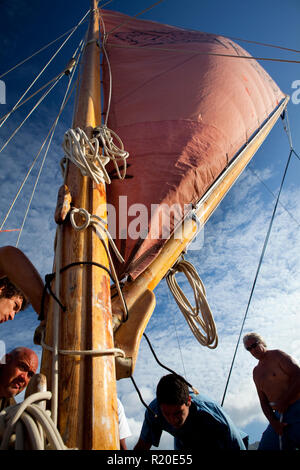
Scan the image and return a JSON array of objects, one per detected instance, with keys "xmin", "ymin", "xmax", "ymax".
[
  {"xmin": 0, "ymin": 347, "xmax": 38, "ymax": 411},
  {"xmin": 243, "ymin": 332, "xmax": 300, "ymax": 450},
  {"xmin": 0, "ymin": 245, "xmax": 46, "ymax": 323}
]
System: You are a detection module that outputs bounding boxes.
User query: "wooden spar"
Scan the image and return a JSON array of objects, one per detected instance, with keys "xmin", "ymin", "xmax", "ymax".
[
  {"xmin": 41, "ymin": 0, "xmax": 119, "ymax": 449},
  {"xmin": 112, "ymin": 96, "xmax": 289, "ymax": 378}
]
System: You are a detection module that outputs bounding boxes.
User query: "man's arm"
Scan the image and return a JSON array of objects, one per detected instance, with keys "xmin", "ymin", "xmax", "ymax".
[
  {"xmin": 276, "ymin": 350, "xmax": 300, "ymax": 413},
  {"xmin": 0, "ymin": 246, "xmax": 46, "ymax": 317},
  {"xmin": 134, "ymin": 437, "xmax": 152, "ymax": 451}
]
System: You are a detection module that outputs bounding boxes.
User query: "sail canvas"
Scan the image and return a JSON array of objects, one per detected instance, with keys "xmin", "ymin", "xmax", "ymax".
[{"xmin": 101, "ymin": 10, "xmax": 285, "ymax": 281}]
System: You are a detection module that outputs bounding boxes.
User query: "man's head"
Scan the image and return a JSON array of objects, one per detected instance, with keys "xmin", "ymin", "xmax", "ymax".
[
  {"xmin": 0, "ymin": 347, "xmax": 38, "ymax": 398},
  {"xmin": 156, "ymin": 374, "xmax": 191, "ymax": 429},
  {"xmin": 0, "ymin": 277, "xmax": 29, "ymax": 324},
  {"xmin": 243, "ymin": 332, "xmax": 267, "ymax": 359}
]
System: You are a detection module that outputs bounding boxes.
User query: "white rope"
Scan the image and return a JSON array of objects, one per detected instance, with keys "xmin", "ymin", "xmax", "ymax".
[
  {"xmin": 62, "ymin": 126, "xmax": 129, "ymax": 184},
  {"xmin": 0, "ymin": 392, "xmax": 66, "ymax": 450},
  {"xmin": 0, "ymin": 75, "xmax": 63, "ymax": 155},
  {"xmin": 41, "ymin": 336, "xmax": 125, "ymax": 358},
  {"xmin": 166, "ymin": 259, "xmax": 218, "ymax": 349},
  {"xmin": 70, "ymin": 207, "xmax": 124, "ymax": 263},
  {"xmin": 94, "ymin": 125, "xmax": 129, "ymax": 180},
  {"xmin": 70, "ymin": 207, "xmax": 128, "ymax": 320},
  {"xmin": 62, "ymin": 128, "xmax": 110, "ymax": 184}
]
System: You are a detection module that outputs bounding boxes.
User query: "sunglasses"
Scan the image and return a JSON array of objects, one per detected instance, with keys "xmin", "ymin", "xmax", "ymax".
[{"xmin": 246, "ymin": 341, "xmax": 259, "ymax": 352}]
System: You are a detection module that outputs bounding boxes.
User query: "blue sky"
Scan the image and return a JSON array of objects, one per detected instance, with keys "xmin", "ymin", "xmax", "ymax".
[{"xmin": 0, "ymin": 0, "xmax": 300, "ymax": 450}]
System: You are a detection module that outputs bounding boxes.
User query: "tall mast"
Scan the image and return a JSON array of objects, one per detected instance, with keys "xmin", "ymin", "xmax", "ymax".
[{"xmin": 41, "ymin": 0, "xmax": 119, "ymax": 449}]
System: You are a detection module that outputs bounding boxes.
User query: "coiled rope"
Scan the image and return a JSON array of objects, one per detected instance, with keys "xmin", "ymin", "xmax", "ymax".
[
  {"xmin": 0, "ymin": 392, "xmax": 66, "ymax": 450},
  {"xmin": 62, "ymin": 126, "xmax": 129, "ymax": 184},
  {"xmin": 166, "ymin": 258, "xmax": 218, "ymax": 349}
]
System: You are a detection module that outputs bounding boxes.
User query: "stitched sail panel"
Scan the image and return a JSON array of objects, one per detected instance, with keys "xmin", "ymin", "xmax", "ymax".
[{"xmin": 101, "ymin": 10, "xmax": 285, "ymax": 280}]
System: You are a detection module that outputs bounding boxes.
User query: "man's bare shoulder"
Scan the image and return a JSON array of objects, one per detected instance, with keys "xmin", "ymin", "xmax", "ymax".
[{"xmin": 271, "ymin": 349, "xmax": 299, "ymax": 364}]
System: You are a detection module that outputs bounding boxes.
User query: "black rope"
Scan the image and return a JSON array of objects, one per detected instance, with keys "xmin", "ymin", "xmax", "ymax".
[
  {"xmin": 221, "ymin": 146, "xmax": 294, "ymax": 407},
  {"xmin": 130, "ymin": 376, "xmax": 157, "ymax": 418},
  {"xmin": 130, "ymin": 333, "xmax": 197, "ymax": 417},
  {"xmin": 38, "ymin": 260, "xmax": 129, "ymax": 322},
  {"xmin": 143, "ymin": 333, "xmax": 195, "ymax": 391}
]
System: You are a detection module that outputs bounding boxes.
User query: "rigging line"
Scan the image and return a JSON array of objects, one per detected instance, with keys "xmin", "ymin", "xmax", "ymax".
[
  {"xmin": 130, "ymin": 376, "xmax": 158, "ymax": 418},
  {"xmin": 0, "ymin": 39, "xmax": 84, "ymax": 232},
  {"xmin": 104, "ymin": 0, "xmax": 166, "ymax": 35},
  {"xmin": 0, "ymin": 37, "xmax": 83, "ymax": 152},
  {"xmin": 142, "ymin": 333, "xmax": 199, "ymax": 395},
  {"xmin": 99, "ymin": 1, "xmax": 300, "ymax": 55},
  {"xmin": 281, "ymin": 108, "xmax": 300, "ymax": 163},
  {"xmin": 98, "ymin": 0, "xmax": 115, "ymax": 9},
  {"xmin": 166, "ymin": 284, "xmax": 188, "ymax": 379},
  {"xmin": 247, "ymin": 165, "xmax": 300, "ymax": 229},
  {"xmin": 292, "ymin": 149, "xmax": 300, "ymax": 162},
  {"xmin": 213, "ymin": 33, "xmax": 300, "ymax": 55},
  {"xmin": 15, "ymin": 65, "xmax": 79, "ymax": 248},
  {"xmin": 0, "ymin": 17, "xmax": 90, "ymax": 81},
  {"xmin": 0, "ymin": 9, "xmax": 90, "ymax": 131},
  {"xmin": 107, "ymin": 43, "xmax": 300, "ymax": 65},
  {"xmin": 0, "ymin": 80, "xmax": 77, "ymax": 233},
  {"xmin": 0, "ymin": 36, "xmax": 84, "ymax": 124},
  {"xmin": 0, "ymin": 75, "xmax": 63, "ymax": 155},
  {"xmin": 0, "ymin": 73, "xmax": 65, "ymax": 124},
  {"xmin": 99, "ymin": 14, "xmax": 112, "ymax": 125},
  {"xmin": 172, "ymin": 310, "xmax": 188, "ymax": 379},
  {"xmin": 143, "ymin": 332, "xmax": 187, "ymax": 383},
  {"xmin": 221, "ymin": 146, "xmax": 294, "ymax": 408},
  {"xmin": 282, "ymin": 108, "xmax": 293, "ymax": 150}
]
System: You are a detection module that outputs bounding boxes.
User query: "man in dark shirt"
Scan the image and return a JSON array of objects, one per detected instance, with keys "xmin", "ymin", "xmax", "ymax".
[{"xmin": 134, "ymin": 374, "xmax": 246, "ymax": 450}]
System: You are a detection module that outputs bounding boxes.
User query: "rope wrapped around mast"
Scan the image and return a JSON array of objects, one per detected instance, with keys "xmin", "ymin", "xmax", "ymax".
[
  {"xmin": 166, "ymin": 258, "xmax": 218, "ymax": 349},
  {"xmin": 62, "ymin": 126, "xmax": 129, "ymax": 184}
]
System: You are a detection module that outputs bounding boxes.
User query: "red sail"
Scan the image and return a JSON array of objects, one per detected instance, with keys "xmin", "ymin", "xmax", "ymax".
[{"xmin": 101, "ymin": 10, "xmax": 285, "ymax": 280}]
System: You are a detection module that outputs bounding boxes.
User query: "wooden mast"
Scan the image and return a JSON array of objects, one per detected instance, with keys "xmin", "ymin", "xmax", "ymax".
[{"xmin": 41, "ymin": 0, "xmax": 119, "ymax": 449}]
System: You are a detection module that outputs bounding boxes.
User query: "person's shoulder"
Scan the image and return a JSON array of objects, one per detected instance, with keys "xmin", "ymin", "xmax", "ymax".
[
  {"xmin": 269, "ymin": 349, "xmax": 296, "ymax": 361},
  {"xmin": 191, "ymin": 392, "xmax": 219, "ymax": 410},
  {"xmin": 145, "ymin": 398, "xmax": 160, "ymax": 416}
]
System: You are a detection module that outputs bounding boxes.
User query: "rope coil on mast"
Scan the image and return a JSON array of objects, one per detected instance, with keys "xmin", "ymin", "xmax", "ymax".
[
  {"xmin": 62, "ymin": 126, "xmax": 129, "ymax": 184},
  {"xmin": 0, "ymin": 392, "xmax": 66, "ymax": 450},
  {"xmin": 166, "ymin": 258, "xmax": 218, "ymax": 349}
]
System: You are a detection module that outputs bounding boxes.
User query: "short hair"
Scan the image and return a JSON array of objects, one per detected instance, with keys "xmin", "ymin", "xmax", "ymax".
[
  {"xmin": 156, "ymin": 374, "xmax": 190, "ymax": 406},
  {"xmin": 243, "ymin": 332, "xmax": 267, "ymax": 349},
  {"xmin": 0, "ymin": 277, "xmax": 29, "ymax": 311}
]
